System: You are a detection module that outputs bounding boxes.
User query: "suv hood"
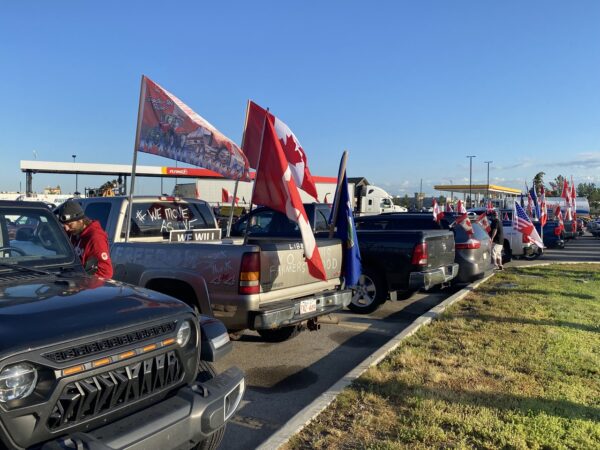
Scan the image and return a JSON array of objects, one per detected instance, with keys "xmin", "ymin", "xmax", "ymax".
[{"xmin": 0, "ymin": 273, "xmax": 189, "ymax": 355}]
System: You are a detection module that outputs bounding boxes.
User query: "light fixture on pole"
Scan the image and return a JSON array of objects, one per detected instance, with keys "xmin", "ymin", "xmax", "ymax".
[
  {"xmin": 466, "ymin": 155, "xmax": 476, "ymax": 208},
  {"xmin": 72, "ymin": 154, "xmax": 79, "ymax": 196},
  {"xmin": 484, "ymin": 161, "xmax": 492, "ymax": 201}
]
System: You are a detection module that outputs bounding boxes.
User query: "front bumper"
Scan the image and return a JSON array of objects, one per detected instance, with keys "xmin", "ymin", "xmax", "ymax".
[
  {"xmin": 409, "ymin": 263, "xmax": 459, "ymax": 291},
  {"xmin": 250, "ymin": 289, "xmax": 352, "ymax": 330},
  {"xmin": 42, "ymin": 366, "xmax": 245, "ymax": 450}
]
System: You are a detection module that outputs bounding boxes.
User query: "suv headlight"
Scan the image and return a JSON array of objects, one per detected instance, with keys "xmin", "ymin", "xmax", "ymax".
[
  {"xmin": 176, "ymin": 320, "xmax": 192, "ymax": 347},
  {"xmin": 0, "ymin": 363, "xmax": 38, "ymax": 402}
]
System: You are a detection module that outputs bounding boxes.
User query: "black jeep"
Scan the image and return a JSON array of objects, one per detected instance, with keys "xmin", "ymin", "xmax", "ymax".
[{"xmin": 0, "ymin": 201, "xmax": 244, "ymax": 450}]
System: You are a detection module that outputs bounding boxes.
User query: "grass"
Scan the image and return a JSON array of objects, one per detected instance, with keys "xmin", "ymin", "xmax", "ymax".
[{"xmin": 285, "ymin": 264, "xmax": 600, "ymax": 450}]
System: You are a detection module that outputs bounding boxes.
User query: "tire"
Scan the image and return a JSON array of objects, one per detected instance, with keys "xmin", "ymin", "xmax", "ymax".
[
  {"xmin": 522, "ymin": 247, "xmax": 542, "ymax": 261},
  {"xmin": 257, "ymin": 325, "xmax": 301, "ymax": 342},
  {"xmin": 348, "ymin": 269, "xmax": 387, "ymax": 314},
  {"xmin": 192, "ymin": 361, "xmax": 226, "ymax": 450}
]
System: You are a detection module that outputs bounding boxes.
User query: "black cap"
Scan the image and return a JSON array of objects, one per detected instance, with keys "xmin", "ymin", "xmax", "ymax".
[{"xmin": 57, "ymin": 199, "xmax": 85, "ymax": 223}]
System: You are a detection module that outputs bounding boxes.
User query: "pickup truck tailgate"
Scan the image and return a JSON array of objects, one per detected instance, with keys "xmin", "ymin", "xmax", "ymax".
[
  {"xmin": 424, "ymin": 230, "xmax": 456, "ymax": 269},
  {"xmin": 249, "ymin": 237, "xmax": 342, "ymax": 300}
]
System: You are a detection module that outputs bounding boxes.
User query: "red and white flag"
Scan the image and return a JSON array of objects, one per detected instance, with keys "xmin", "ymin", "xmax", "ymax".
[
  {"xmin": 476, "ymin": 212, "xmax": 491, "ymax": 233},
  {"xmin": 456, "ymin": 200, "xmax": 467, "ymax": 214},
  {"xmin": 503, "ymin": 212, "xmax": 510, "ymax": 221},
  {"xmin": 243, "ymin": 101, "xmax": 319, "ymax": 200},
  {"xmin": 222, "ymin": 188, "xmax": 239, "ymax": 205},
  {"xmin": 136, "ymin": 76, "xmax": 249, "ymax": 180},
  {"xmin": 486, "ymin": 200, "xmax": 494, "ymax": 213},
  {"xmin": 539, "ymin": 185, "xmax": 547, "ymax": 227},
  {"xmin": 570, "ymin": 177, "xmax": 577, "ymax": 210},
  {"xmin": 445, "ymin": 203, "xmax": 454, "ymax": 213},
  {"xmin": 455, "ymin": 213, "xmax": 474, "ymax": 237},
  {"xmin": 554, "ymin": 205, "xmax": 564, "ymax": 232},
  {"xmin": 251, "ymin": 116, "xmax": 326, "ymax": 281},
  {"xmin": 432, "ymin": 199, "xmax": 444, "ymax": 222}
]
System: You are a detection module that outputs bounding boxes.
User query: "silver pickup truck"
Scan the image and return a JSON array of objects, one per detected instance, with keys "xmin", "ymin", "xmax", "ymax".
[{"xmin": 77, "ymin": 196, "xmax": 351, "ymax": 342}]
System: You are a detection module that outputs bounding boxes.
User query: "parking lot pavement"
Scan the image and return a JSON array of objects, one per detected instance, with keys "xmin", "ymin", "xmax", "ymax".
[
  {"xmin": 215, "ymin": 234, "xmax": 599, "ymax": 449},
  {"xmin": 214, "ymin": 287, "xmax": 458, "ymax": 450},
  {"xmin": 511, "ymin": 234, "xmax": 600, "ymax": 267}
]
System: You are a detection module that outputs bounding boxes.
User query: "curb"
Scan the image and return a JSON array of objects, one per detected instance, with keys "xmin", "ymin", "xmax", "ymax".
[{"xmin": 256, "ymin": 273, "xmax": 496, "ymax": 450}]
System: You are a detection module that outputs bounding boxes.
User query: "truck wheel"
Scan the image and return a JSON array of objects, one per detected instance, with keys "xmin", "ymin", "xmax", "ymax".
[
  {"xmin": 193, "ymin": 361, "xmax": 226, "ymax": 450},
  {"xmin": 348, "ymin": 270, "xmax": 386, "ymax": 314},
  {"xmin": 257, "ymin": 325, "xmax": 301, "ymax": 342}
]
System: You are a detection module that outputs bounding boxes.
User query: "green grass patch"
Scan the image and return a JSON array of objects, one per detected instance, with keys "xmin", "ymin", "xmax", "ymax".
[{"xmin": 286, "ymin": 264, "xmax": 600, "ymax": 450}]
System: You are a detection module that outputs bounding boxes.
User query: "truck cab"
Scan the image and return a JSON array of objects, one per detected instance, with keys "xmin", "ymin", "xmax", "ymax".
[{"xmin": 354, "ymin": 185, "xmax": 406, "ymax": 216}]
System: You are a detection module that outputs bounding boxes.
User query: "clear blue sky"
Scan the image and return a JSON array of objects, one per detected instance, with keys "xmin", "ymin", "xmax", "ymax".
[{"xmin": 1, "ymin": 1, "xmax": 599, "ymax": 197}]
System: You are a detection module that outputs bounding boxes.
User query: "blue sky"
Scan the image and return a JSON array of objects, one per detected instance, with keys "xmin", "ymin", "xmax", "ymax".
[{"xmin": 1, "ymin": 1, "xmax": 599, "ymax": 197}]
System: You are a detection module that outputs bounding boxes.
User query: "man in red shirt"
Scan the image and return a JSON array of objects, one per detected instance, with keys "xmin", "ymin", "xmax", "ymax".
[{"xmin": 56, "ymin": 200, "xmax": 113, "ymax": 278}]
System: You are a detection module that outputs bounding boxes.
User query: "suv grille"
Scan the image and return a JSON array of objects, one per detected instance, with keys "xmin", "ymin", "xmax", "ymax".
[
  {"xmin": 47, "ymin": 350, "xmax": 182, "ymax": 430},
  {"xmin": 43, "ymin": 322, "xmax": 177, "ymax": 363}
]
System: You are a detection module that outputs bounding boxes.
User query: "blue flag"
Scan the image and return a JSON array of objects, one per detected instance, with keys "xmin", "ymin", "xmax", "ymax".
[
  {"xmin": 329, "ymin": 169, "xmax": 362, "ymax": 287},
  {"xmin": 529, "ymin": 186, "xmax": 540, "ymax": 219}
]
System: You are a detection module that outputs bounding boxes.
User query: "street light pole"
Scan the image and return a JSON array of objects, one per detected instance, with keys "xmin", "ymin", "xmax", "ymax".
[
  {"xmin": 466, "ymin": 155, "xmax": 476, "ymax": 208},
  {"xmin": 484, "ymin": 160, "xmax": 492, "ymax": 202},
  {"xmin": 72, "ymin": 154, "xmax": 78, "ymax": 196}
]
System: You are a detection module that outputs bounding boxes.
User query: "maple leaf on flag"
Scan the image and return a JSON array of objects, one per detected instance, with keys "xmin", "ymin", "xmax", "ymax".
[
  {"xmin": 251, "ymin": 117, "xmax": 326, "ymax": 281},
  {"xmin": 476, "ymin": 212, "xmax": 491, "ymax": 233},
  {"xmin": 243, "ymin": 101, "xmax": 319, "ymax": 200},
  {"xmin": 454, "ymin": 213, "xmax": 474, "ymax": 237}
]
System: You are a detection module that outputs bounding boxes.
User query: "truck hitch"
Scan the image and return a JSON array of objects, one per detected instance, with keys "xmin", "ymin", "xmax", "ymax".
[{"xmin": 307, "ymin": 317, "xmax": 320, "ymax": 331}]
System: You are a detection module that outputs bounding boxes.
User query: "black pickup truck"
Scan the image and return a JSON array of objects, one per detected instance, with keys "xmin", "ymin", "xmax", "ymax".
[
  {"xmin": 0, "ymin": 201, "xmax": 244, "ymax": 450},
  {"xmin": 351, "ymin": 214, "xmax": 459, "ymax": 313}
]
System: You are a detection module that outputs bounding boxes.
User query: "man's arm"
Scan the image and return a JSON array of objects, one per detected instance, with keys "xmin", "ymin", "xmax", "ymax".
[{"xmin": 87, "ymin": 234, "xmax": 114, "ymax": 279}]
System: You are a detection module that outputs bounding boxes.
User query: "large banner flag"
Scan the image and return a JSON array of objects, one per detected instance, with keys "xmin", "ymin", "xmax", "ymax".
[
  {"xmin": 136, "ymin": 76, "xmax": 250, "ymax": 180},
  {"xmin": 514, "ymin": 202, "xmax": 544, "ymax": 248},
  {"xmin": 252, "ymin": 117, "xmax": 326, "ymax": 281},
  {"xmin": 243, "ymin": 101, "xmax": 319, "ymax": 200},
  {"xmin": 329, "ymin": 164, "xmax": 361, "ymax": 287}
]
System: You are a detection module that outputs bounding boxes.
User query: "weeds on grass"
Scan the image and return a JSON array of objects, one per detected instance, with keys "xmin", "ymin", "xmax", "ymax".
[{"xmin": 285, "ymin": 264, "xmax": 600, "ymax": 450}]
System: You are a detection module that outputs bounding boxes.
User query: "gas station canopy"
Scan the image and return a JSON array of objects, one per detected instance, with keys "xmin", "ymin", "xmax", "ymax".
[{"xmin": 433, "ymin": 184, "xmax": 521, "ymax": 196}]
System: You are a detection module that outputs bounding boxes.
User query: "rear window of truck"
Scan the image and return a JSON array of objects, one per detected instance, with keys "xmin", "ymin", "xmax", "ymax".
[{"xmin": 126, "ymin": 201, "xmax": 217, "ymax": 239}]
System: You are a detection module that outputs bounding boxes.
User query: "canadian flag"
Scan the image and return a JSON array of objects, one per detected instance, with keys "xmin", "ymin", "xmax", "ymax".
[
  {"xmin": 251, "ymin": 116, "xmax": 326, "ymax": 281},
  {"xmin": 455, "ymin": 213, "xmax": 474, "ymax": 237},
  {"xmin": 554, "ymin": 205, "xmax": 564, "ymax": 232},
  {"xmin": 432, "ymin": 199, "xmax": 444, "ymax": 222},
  {"xmin": 456, "ymin": 200, "xmax": 467, "ymax": 214},
  {"xmin": 243, "ymin": 101, "xmax": 319, "ymax": 200},
  {"xmin": 445, "ymin": 203, "xmax": 454, "ymax": 213},
  {"xmin": 539, "ymin": 185, "xmax": 547, "ymax": 227},
  {"xmin": 476, "ymin": 212, "xmax": 491, "ymax": 233},
  {"xmin": 222, "ymin": 188, "xmax": 239, "ymax": 205},
  {"xmin": 486, "ymin": 200, "xmax": 494, "ymax": 213}
]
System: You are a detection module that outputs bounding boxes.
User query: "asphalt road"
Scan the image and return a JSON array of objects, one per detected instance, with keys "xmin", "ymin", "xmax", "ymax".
[{"xmin": 215, "ymin": 233, "xmax": 600, "ymax": 450}]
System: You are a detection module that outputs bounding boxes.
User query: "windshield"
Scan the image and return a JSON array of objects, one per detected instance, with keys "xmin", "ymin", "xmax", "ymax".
[{"xmin": 0, "ymin": 206, "xmax": 74, "ymax": 267}]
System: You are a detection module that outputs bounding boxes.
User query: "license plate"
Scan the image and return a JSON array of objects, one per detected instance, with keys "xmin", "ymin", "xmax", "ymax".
[{"xmin": 300, "ymin": 299, "xmax": 317, "ymax": 315}]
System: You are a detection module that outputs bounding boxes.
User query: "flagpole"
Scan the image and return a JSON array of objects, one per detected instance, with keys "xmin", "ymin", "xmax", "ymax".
[
  {"xmin": 125, "ymin": 75, "xmax": 146, "ymax": 243},
  {"xmin": 226, "ymin": 100, "xmax": 253, "ymax": 238},
  {"xmin": 243, "ymin": 107, "xmax": 269, "ymax": 245},
  {"xmin": 329, "ymin": 151, "xmax": 348, "ymax": 238}
]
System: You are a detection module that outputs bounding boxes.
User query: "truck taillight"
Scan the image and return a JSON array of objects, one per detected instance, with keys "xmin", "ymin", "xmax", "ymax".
[
  {"xmin": 455, "ymin": 239, "xmax": 481, "ymax": 249},
  {"xmin": 239, "ymin": 252, "xmax": 260, "ymax": 295},
  {"xmin": 411, "ymin": 242, "xmax": 428, "ymax": 266}
]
